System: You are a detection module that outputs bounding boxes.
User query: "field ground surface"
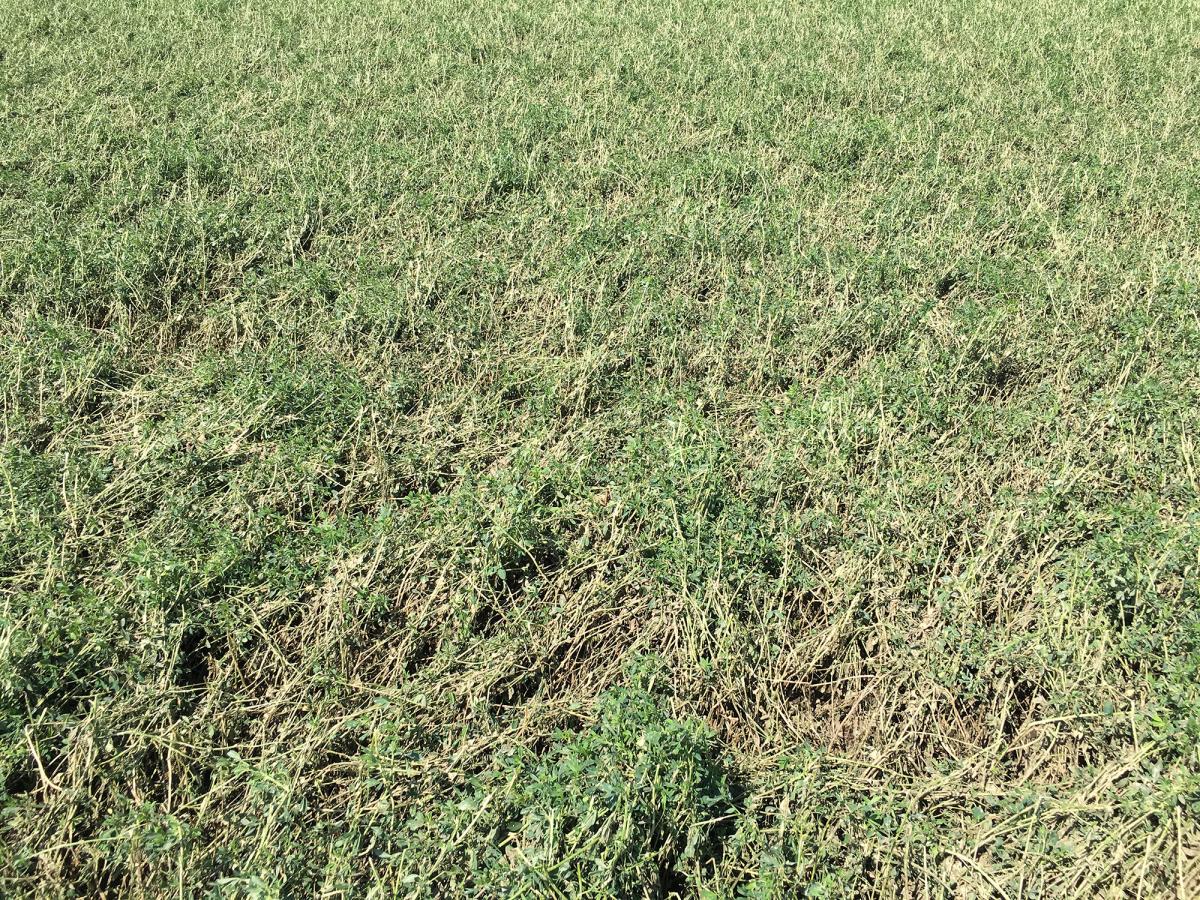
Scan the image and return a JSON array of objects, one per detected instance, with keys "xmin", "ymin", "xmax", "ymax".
[{"xmin": 2, "ymin": 0, "xmax": 1200, "ymax": 895}]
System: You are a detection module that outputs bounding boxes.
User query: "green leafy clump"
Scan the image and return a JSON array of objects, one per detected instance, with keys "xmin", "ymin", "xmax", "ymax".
[{"xmin": 394, "ymin": 660, "xmax": 733, "ymax": 896}]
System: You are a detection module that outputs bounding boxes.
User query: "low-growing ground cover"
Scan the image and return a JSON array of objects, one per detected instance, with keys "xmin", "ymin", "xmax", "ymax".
[{"xmin": 1, "ymin": 0, "xmax": 1199, "ymax": 895}]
